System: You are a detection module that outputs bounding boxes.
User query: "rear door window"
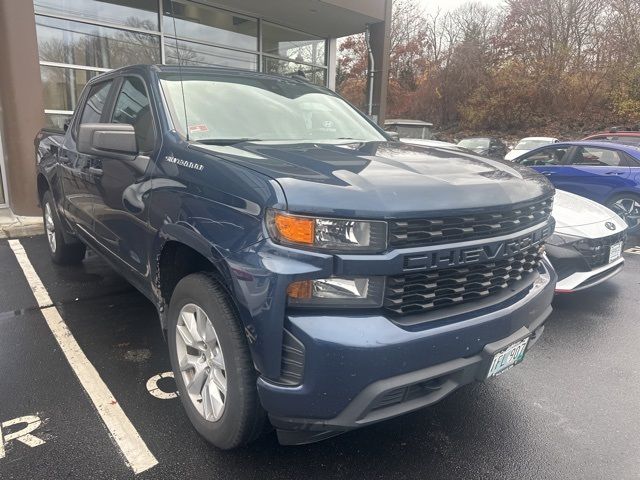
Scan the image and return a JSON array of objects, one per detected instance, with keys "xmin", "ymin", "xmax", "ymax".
[{"xmin": 570, "ymin": 147, "xmax": 626, "ymax": 167}]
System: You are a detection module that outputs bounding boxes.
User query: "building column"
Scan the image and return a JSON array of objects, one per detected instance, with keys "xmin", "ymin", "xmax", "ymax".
[
  {"xmin": 327, "ymin": 38, "xmax": 338, "ymax": 91},
  {"xmin": 368, "ymin": 0, "xmax": 392, "ymax": 126},
  {"xmin": 0, "ymin": 0, "xmax": 44, "ymax": 216}
]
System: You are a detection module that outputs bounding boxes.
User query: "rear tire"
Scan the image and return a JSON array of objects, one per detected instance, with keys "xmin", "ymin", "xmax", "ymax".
[
  {"xmin": 42, "ymin": 190, "xmax": 86, "ymax": 265},
  {"xmin": 606, "ymin": 193, "xmax": 640, "ymax": 233},
  {"xmin": 168, "ymin": 273, "xmax": 266, "ymax": 449}
]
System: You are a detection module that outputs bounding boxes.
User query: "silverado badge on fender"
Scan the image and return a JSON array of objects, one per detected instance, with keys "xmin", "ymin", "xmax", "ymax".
[{"xmin": 164, "ymin": 155, "xmax": 204, "ymax": 171}]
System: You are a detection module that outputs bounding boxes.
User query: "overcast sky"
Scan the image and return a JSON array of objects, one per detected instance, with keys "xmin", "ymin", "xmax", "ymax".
[{"xmin": 417, "ymin": 0, "xmax": 504, "ymax": 12}]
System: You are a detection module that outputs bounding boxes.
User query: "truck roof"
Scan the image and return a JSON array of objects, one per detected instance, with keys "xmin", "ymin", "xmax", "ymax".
[{"xmin": 87, "ymin": 64, "xmax": 318, "ymax": 84}]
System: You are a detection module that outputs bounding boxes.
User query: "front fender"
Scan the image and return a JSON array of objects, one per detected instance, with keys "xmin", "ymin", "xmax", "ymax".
[{"xmin": 151, "ymin": 222, "xmax": 234, "ymax": 314}]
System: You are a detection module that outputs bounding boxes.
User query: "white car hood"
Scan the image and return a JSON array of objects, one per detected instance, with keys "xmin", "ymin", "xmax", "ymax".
[
  {"xmin": 553, "ymin": 190, "xmax": 628, "ymax": 238},
  {"xmin": 504, "ymin": 149, "xmax": 527, "ymax": 160},
  {"xmin": 399, "ymin": 138, "xmax": 459, "ymax": 148}
]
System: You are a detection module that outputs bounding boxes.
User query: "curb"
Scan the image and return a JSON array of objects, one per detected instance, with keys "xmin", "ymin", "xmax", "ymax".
[{"xmin": 0, "ymin": 217, "xmax": 44, "ymax": 239}]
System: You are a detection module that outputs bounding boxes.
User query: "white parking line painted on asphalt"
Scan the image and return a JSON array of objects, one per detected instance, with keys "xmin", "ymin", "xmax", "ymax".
[
  {"xmin": 625, "ymin": 246, "xmax": 640, "ymax": 255},
  {"xmin": 8, "ymin": 240, "xmax": 158, "ymax": 475}
]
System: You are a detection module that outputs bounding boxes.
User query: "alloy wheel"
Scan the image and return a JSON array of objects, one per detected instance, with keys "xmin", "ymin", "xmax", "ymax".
[
  {"xmin": 175, "ymin": 303, "xmax": 227, "ymax": 422},
  {"xmin": 611, "ymin": 197, "xmax": 640, "ymax": 231},
  {"xmin": 44, "ymin": 202, "xmax": 57, "ymax": 253}
]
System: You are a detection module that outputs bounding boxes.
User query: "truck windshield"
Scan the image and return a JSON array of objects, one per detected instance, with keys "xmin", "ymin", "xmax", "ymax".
[{"xmin": 159, "ymin": 73, "xmax": 386, "ymax": 143}]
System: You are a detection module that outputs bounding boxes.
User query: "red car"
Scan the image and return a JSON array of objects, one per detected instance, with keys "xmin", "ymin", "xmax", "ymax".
[{"xmin": 582, "ymin": 129, "xmax": 640, "ymax": 145}]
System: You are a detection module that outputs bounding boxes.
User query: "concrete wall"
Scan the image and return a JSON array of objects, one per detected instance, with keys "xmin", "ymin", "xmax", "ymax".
[{"xmin": 0, "ymin": 0, "xmax": 44, "ymax": 215}]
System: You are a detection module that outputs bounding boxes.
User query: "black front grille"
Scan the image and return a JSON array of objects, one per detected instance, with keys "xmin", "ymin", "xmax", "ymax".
[
  {"xmin": 388, "ymin": 197, "xmax": 553, "ymax": 248},
  {"xmin": 385, "ymin": 244, "xmax": 544, "ymax": 316},
  {"xmin": 574, "ymin": 232, "xmax": 626, "ymax": 269}
]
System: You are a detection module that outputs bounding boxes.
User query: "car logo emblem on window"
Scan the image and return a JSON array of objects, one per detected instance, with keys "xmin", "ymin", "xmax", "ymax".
[{"xmin": 605, "ymin": 222, "xmax": 616, "ymax": 231}]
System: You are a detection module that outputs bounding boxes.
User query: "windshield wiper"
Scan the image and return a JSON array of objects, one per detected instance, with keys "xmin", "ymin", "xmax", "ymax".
[{"xmin": 195, "ymin": 138, "xmax": 261, "ymax": 146}]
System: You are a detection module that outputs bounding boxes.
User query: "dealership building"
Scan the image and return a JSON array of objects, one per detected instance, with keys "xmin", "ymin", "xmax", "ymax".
[{"xmin": 0, "ymin": 0, "xmax": 391, "ymax": 216}]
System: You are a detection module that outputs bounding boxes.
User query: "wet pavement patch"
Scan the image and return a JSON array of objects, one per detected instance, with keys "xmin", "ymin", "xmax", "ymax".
[{"xmin": 0, "ymin": 235, "xmax": 639, "ymax": 479}]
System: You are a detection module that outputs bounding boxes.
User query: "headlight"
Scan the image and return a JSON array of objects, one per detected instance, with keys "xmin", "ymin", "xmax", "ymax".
[
  {"xmin": 287, "ymin": 277, "xmax": 385, "ymax": 308},
  {"xmin": 547, "ymin": 232, "xmax": 582, "ymax": 246},
  {"xmin": 266, "ymin": 210, "xmax": 387, "ymax": 252}
]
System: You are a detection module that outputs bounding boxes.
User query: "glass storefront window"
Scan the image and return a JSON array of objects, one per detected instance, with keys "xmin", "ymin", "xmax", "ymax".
[
  {"xmin": 162, "ymin": 0, "xmax": 257, "ymax": 51},
  {"xmin": 33, "ymin": 0, "xmax": 330, "ymax": 141},
  {"xmin": 33, "ymin": 0, "xmax": 159, "ymax": 31},
  {"xmin": 44, "ymin": 113, "xmax": 73, "ymax": 131},
  {"xmin": 36, "ymin": 16, "xmax": 160, "ymax": 69},
  {"xmin": 40, "ymin": 65, "xmax": 103, "ymax": 112},
  {"xmin": 262, "ymin": 22, "xmax": 325, "ymax": 66},
  {"xmin": 165, "ymin": 39, "xmax": 258, "ymax": 70},
  {"xmin": 262, "ymin": 57, "xmax": 327, "ymax": 86}
]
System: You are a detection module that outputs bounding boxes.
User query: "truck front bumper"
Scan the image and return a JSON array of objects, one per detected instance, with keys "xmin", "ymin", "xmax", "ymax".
[{"xmin": 257, "ymin": 258, "xmax": 556, "ymax": 445}]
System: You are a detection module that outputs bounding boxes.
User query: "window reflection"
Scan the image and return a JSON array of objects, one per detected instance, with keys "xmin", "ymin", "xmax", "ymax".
[
  {"xmin": 34, "ymin": 0, "xmax": 159, "ymax": 30},
  {"xmin": 41, "ymin": 66, "xmax": 103, "ymax": 111},
  {"xmin": 165, "ymin": 39, "xmax": 257, "ymax": 70},
  {"xmin": 162, "ymin": 0, "xmax": 257, "ymax": 51},
  {"xmin": 36, "ymin": 16, "xmax": 160, "ymax": 69},
  {"xmin": 80, "ymin": 81, "xmax": 113, "ymax": 125},
  {"xmin": 262, "ymin": 22, "xmax": 325, "ymax": 66},
  {"xmin": 45, "ymin": 113, "xmax": 72, "ymax": 131},
  {"xmin": 263, "ymin": 58, "xmax": 327, "ymax": 86}
]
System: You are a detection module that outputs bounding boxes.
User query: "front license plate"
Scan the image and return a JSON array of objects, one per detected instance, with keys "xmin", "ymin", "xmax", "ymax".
[
  {"xmin": 609, "ymin": 242, "xmax": 623, "ymax": 263},
  {"xmin": 487, "ymin": 337, "xmax": 530, "ymax": 378}
]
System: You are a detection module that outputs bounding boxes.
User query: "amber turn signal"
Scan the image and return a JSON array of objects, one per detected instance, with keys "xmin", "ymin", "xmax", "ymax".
[
  {"xmin": 287, "ymin": 280, "xmax": 313, "ymax": 299},
  {"xmin": 273, "ymin": 212, "xmax": 315, "ymax": 245}
]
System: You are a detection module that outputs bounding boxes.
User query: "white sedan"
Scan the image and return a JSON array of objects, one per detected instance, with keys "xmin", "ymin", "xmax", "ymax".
[
  {"xmin": 504, "ymin": 137, "xmax": 559, "ymax": 161},
  {"xmin": 547, "ymin": 190, "xmax": 627, "ymax": 293}
]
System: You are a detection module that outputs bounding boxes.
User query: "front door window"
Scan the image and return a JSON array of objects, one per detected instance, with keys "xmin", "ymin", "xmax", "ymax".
[{"xmin": 517, "ymin": 146, "xmax": 570, "ymax": 166}]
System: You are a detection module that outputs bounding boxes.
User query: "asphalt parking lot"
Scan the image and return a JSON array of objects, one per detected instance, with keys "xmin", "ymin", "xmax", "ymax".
[{"xmin": 1, "ymin": 234, "xmax": 639, "ymax": 480}]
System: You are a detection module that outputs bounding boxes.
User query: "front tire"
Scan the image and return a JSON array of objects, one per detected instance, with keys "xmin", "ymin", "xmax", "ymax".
[
  {"xmin": 42, "ymin": 190, "xmax": 86, "ymax": 265},
  {"xmin": 168, "ymin": 273, "xmax": 266, "ymax": 449}
]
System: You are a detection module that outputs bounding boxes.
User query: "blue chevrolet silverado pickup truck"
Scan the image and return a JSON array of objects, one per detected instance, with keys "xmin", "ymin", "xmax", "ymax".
[{"xmin": 35, "ymin": 65, "xmax": 557, "ymax": 448}]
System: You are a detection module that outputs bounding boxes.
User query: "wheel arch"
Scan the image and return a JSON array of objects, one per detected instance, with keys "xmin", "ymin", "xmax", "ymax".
[
  {"xmin": 153, "ymin": 224, "xmax": 236, "ymax": 330},
  {"xmin": 36, "ymin": 173, "xmax": 50, "ymax": 205},
  {"xmin": 605, "ymin": 189, "xmax": 640, "ymax": 204}
]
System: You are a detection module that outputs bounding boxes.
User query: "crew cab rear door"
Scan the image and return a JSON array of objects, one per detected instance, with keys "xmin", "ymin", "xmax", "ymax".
[{"xmin": 556, "ymin": 146, "xmax": 632, "ymax": 201}]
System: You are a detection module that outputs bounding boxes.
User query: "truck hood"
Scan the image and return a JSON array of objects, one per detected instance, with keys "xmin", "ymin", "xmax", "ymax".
[{"xmin": 194, "ymin": 141, "xmax": 554, "ymax": 218}]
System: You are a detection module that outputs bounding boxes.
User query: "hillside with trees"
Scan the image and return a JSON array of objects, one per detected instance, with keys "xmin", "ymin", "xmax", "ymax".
[{"xmin": 337, "ymin": 0, "xmax": 640, "ymax": 139}]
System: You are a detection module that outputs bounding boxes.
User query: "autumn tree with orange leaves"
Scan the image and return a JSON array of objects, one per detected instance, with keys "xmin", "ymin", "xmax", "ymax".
[{"xmin": 337, "ymin": 0, "xmax": 640, "ymax": 137}]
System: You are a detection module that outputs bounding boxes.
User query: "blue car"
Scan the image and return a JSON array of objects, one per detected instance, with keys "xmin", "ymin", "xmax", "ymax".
[{"xmin": 514, "ymin": 141, "xmax": 640, "ymax": 231}]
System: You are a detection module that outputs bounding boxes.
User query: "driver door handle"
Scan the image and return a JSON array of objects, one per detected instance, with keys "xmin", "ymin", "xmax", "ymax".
[
  {"xmin": 605, "ymin": 171, "xmax": 624, "ymax": 176},
  {"xmin": 540, "ymin": 171, "xmax": 554, "ymax": 176}
]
